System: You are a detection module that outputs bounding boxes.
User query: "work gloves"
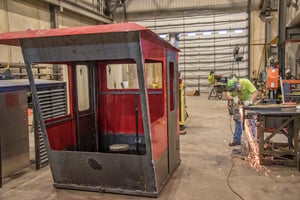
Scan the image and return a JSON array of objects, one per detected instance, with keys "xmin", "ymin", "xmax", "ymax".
[
  {"xmin": 231, "ymin": 96, "xmax": 253, "ymax": 106},
  {"xmin": 244, "ymin": 100, "xmax": 253, "ymax": 106},
  {"xmin": 233, "ymin": 96, "xmax": 239, "ymax": 105}
]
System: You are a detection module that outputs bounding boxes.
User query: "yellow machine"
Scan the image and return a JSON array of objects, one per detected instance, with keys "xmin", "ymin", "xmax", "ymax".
[{"xmin": 179, "ymin": 79, "xmax": 188, "ymax": 134}]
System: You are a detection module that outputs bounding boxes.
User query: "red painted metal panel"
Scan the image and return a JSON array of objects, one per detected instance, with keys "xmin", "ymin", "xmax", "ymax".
[
  {"xmin": 46, "ymin": 120, "xmax": 76, "ymax": 150},
  {"xmin": 44, "ymin": 63, "xmax": 77, "ymax": 151},
  {"xmin": 99, "ymin": 92, "xmax": 168, "ymax": 160},
  {"xmin": 97, "ymin": 57, "xmax": 169, "ymax": 160},
  {"xmin": 148, "ymin": 93, "xmax": 164, "ymax": 122},
  {"xmin": 140, "ymin": 36, "xmax": 169, "ymax": 161},
  {"xmin": 140, "ymin": 29, "xmax": 180, "ymax": 54},
  {"xmin": 5, "ymin": 92, "xmax": 19, "ymax": 107},
  {"xmin": 141, "ymin": 33, "xmax": 167, "ymax": 61},
  {"xmin": 151, "ymin": 117, "xmax": 168, "ymax": 161},
  {"xmin": 100, "ymin": 94, "xmax": 144, "ymax": 134}
]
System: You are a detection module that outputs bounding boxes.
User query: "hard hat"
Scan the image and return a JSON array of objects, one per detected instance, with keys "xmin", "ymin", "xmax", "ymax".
[
  {"xmin": 285, "ymin": 69, "xmax": 291, "ymax": 74},
  {"xmin": 227, "ymin": 78, "xmax": 238, "ymax": 92},
  {"xmin": 268, "ymin": 56, "xmax": 274, "ymax": 64}
]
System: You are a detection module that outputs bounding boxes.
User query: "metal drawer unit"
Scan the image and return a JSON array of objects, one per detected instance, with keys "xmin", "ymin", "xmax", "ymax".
[{"xmin": 0, "ymin": 91, "xmax": 29, "ymax": 187}]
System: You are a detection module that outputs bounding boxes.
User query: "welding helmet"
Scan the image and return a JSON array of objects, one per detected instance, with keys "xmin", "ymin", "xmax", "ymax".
[
  {"xmin": 227, "ymin": 78, "xmax": 240, "ymax": 92},
  {"xmin": 269, "ymin": 56, "xmax": 274, "ymax": 66}
]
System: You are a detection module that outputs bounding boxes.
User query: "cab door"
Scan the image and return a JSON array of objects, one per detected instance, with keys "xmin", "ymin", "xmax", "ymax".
[
  {"xmin": 73, "ymin": 64, "xmax": 98, "ymax": 152},
  {"xmin": 166, "ymin": 51, "xmax": 180, "ymax": 174}
]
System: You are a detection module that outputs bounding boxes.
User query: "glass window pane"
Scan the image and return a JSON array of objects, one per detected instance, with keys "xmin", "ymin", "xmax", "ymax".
[
  {"xmin": 106, "ymin": 64, "xmax": 139, "ymax": 89},
  {"xmin": 106, "ymin": 62, "xmax": 162, "ymax": 89},
  {"xmin": 145, "ymin": 63, "xmax": 162, "ymax": 89},
  {"xmin": 61, "ymin": 64, "xmax": 70, "ymax": 115},
  {"xmin": 76, "ymin": 65, "xmax": 90, "ymax": 111}
]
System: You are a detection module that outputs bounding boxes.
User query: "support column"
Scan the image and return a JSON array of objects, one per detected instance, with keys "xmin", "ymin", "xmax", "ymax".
[
  {"xmin": 278, "ymin": 0, "xmax": 286, "ymax": 78},
  {"xmin": 50, "ymin": 4, "xmax": 59, "ymax": 28},
  {"xmin": 50, "ymin": 4, "xmax": 60, "ymax": 80},
  {"xmin": 247, "ymin": 0, "xmax": 251, "ymax": 78},
  {"xmin": 265, "ymin": 16, "xmax": 270, "ymax": 69}
]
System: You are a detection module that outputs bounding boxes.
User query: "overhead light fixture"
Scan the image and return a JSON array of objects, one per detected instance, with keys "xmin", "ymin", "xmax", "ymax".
[
  {"xmin": 187, "ymin": 32, "xmax": 196, "ymax": 36},
  {"xmin": 234, "ymin": 29, "xmax": 243, "ymax": 34},
  {"xmin": 159, "ymin": 34, "xmax": 167, "ymax": 38},
  {"xmin": 218, "ymin": 30, "xmax": 227, "ymax": 35},
  {"xmin": 202, "ymin": 31, "xmax": 212, "ymax": 35}
]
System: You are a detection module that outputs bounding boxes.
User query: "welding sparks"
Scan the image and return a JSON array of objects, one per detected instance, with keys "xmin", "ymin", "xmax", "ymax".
[{"xmin": 244, "ymin": 116, "xmax": 261, "ymax": 168}]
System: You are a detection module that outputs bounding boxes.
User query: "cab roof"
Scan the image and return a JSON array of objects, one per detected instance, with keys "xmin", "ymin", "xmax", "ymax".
[{"xmin": 0, "ymin": 22, "xmax": 179, "ymax": 51}]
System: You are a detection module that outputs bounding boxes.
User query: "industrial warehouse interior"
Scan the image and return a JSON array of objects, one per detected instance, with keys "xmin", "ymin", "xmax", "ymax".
[{"xmin": 0, "ymin": 0, "xmax": 300, "ymax": 199}]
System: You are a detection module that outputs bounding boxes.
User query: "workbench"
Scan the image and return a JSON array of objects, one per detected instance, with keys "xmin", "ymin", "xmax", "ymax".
[
  {"xmin": 208, "ymin": 82, "xmax": 227, "ymax": 100},
  {"xmin": 244, "ymin": 105, "xmax": 300, "ymax": 171}
]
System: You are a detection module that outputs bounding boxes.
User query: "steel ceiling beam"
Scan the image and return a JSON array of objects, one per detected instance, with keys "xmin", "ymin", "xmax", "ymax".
[{"xmin": 42, "ymin": 0, "xmax": 113, "ymax": 24}]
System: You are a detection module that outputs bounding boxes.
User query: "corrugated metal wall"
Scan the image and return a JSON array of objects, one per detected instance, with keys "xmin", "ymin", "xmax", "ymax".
[
  {"xmin": 133, "ymin": 12, "xmax": 249, "ymax": 93},
  {"xmin": 126, "ymin": 0, "xmax": 248, "ymax": 13}
]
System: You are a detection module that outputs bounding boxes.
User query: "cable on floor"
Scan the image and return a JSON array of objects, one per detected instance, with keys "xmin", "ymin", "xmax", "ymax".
[
  {"xmin": 229, "ymin": 115, "xmax": 234, "ymax": 135},
  {"xmin": 227, "ymin": 156, "xmax": 245, "ymax": 200},
  {"xmin": 228, "ymin": 115, "xmax": 245, "ymax": 200}
]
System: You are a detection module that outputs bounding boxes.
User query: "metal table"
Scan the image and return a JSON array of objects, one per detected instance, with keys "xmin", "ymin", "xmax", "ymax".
[
  {"xmin": 208, "ymin": 83, "xmax": 226, "ymax": 100},
  {"xmin": 245, "ymin": 105, "xmax": 300, "ymax": 171}
]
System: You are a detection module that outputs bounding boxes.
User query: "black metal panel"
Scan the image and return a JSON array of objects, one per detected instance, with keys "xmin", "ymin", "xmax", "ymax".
[
  {"xmin": 50, "ymin": 151, "xmax": 157, "ymax": 196},
  {"xmin": 21, "ymin": 32, "xmax": 141, "ymax": 63}
]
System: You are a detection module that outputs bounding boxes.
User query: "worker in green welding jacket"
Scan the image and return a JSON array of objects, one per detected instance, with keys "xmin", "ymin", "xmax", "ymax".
[
  {"xmin": 227, "ymin": 77, "xmax": 258, "ymax": 146},
  {"xmin": 208, "ymin": 70, "xmax": 215, "ymax": 85}
]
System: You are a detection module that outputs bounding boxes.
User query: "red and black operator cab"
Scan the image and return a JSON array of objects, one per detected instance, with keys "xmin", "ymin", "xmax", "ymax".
[{"xmin": 0, "ymin": 23, "xmax": 180, "ymax": 197}]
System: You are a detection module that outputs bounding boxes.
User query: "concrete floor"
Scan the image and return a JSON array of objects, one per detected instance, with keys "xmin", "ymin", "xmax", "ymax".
[{"xmin": 1, "ymin": 94, "xmax": 300, "ymax": 200}]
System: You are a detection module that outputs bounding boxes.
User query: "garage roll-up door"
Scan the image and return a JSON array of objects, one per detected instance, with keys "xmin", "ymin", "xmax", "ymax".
[{"xmin": 133, "ymin": 11, "xmax": 249, "ymax": 93}]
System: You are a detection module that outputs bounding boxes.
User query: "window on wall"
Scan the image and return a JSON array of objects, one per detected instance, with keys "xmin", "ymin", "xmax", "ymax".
[
  {"xmin": 106, "ymin": 62, "xmax": 162, "ymax": 89},
  {"xmin": 76, "ymin": 65, "xmax": 90, "ymax": 111}
]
